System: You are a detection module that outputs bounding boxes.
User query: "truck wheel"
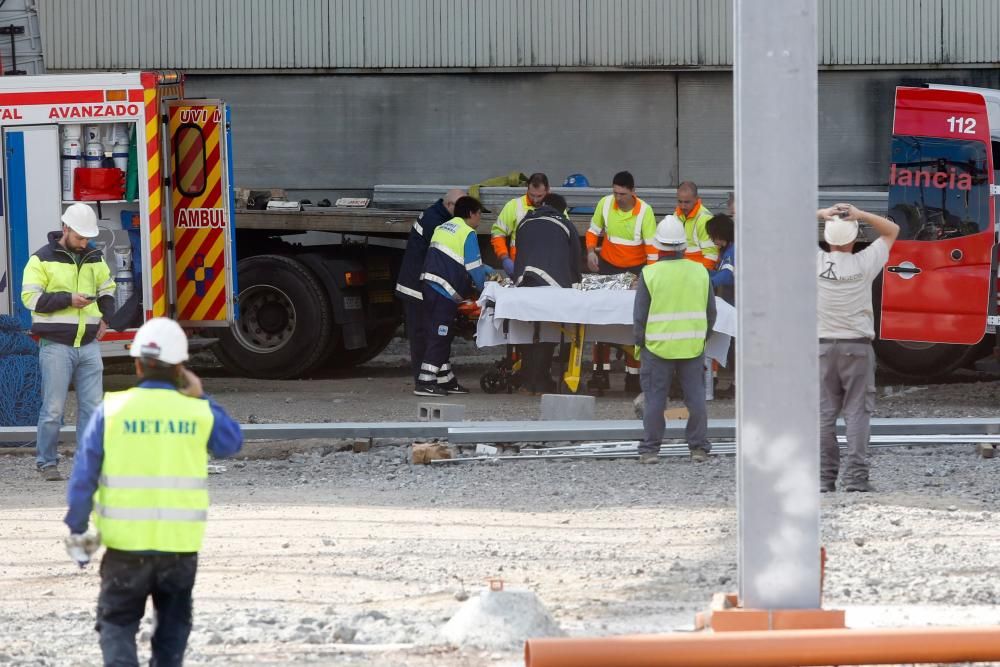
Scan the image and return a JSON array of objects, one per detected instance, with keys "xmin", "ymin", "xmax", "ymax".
[
  {"xmin": 325, "ymin": 323, "xmax": 399, "ymax": 369},
  {"xmin": 215, "ymin": 255, "xmax": 332, "ymax": 379},
  {"xmin": 872, "ymin": 339, "xmax": 977, "ymax": 379}
]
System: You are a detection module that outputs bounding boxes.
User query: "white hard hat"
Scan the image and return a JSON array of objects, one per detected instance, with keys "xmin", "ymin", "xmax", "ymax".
[
  {"xmin": 130, "ymin": 318, "xmax": 189, "ymax": 365},
  {"xmin": 652, "ymin": 215, "xmax": 687, "ymax": 250},
  {"xmin": 61, "ymin": 203, "xmax": 100, "ymax": 238},
  {"xmin": 824, "ymin": 217, "xmax": 859, "ymax": 246}
]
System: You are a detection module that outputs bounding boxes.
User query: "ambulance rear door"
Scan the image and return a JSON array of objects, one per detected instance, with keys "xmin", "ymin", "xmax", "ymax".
[
  {"xmin": 165, "ymin": 100, "xmax": 235, "ymax": 326},
  {"xmin": 880, "ymin": 87, "xmax": 997, "ymax": 345}
]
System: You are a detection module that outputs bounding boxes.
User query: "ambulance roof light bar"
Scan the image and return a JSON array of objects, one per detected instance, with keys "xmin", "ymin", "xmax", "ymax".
[{"xmin": 155, "ymin": 70, "xmax": 185, "ymax": 86}]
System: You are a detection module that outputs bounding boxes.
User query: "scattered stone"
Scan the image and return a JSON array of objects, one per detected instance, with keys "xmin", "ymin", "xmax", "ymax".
[
  {"xmin": 333, "ymin": 625, "xmax": 357, "ymax": 643},
  {"xmin": 853, "ymin": 537, "xmax": 866, "ymax": 547},
  {"xmin": 440, "ymin": 588, "xmax": 565, "ymax": 650},
  {"xmin": 889, "ymin": 517, "xmax": 903, "ymax": 526},
  {"xmin": 454, "ymin": 589, "xmax": 469, "ymax": 602},
  {"xmin": 947, "ymin": 505, "xmax": 958, "ymax": 512},
  {"xmin": 282, "ymin": 542, "xmax": 290, "ymax": 549}
]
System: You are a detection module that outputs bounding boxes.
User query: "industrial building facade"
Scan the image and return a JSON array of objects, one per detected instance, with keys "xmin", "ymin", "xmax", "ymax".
[{"xmin": 20, "ymin": 0, "xmax": 1000, "ymax": 196}]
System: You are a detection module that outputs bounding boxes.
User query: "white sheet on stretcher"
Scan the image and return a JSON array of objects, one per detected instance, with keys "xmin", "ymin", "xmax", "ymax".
[{"xmin": 476, "ymin": 282, "xmax": 737, "ymax": 365}]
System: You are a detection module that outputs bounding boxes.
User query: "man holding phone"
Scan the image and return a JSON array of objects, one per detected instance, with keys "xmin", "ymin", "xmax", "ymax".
[{"xmin": 21, "ymin": 203, "xmax": 116, "ymax": 480}]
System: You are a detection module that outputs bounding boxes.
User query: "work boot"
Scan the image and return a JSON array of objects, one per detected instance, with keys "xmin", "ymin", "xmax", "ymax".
[
  {"xmin": 586, "ymin": 371, "xmax": 610, "ymax": 394},
  {"xmin": 39, "ymin": 466, "xmax": 62, "ymax": 482},
  {"xmin": 689, "ymin": 448, "xmax": 709, "ymax": 463},
  {"xmin": 624, "ymin": 374, "xmax": 641, "ymax": 396},
  {"xmin": 413, "ymin": 383, "xmax": 448, "ymax": 397},
  {"xmin": 632, "ymin": 393, "xmax": 645, "ymax": 419},
  {"xmin": 845, "ymin": 480, "xmax": 874, "ymax": 493},
  {"xmin": 639, "ymin": 452, "xmax": 660, "ymax": 464},
  {"xmin": 820, "ymin": 480, "xmax": 836, "ymax": 493}
]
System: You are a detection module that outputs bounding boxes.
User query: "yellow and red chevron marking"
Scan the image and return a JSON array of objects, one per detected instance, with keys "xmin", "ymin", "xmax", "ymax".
[
  {"xmin": 169, "ymin": 104, "xmax": 228, "ymax": 322},
  {"xmin": 144, "ymin": 89, "xmax": 167, "ymax": 318}
]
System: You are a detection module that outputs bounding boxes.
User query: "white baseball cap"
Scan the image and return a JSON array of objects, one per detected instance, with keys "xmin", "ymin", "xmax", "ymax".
[
  {"xmin": 61, "ymin": 203, "xmax": 100, "ymax": 238},
  {"xmin": 130, "ymin": 318, "xmax": 189, "ymax": 365},
  {"xmin": 652, "ymin": 215, "xmax": 687, "ymax": 251},
  {"xmin": 824, "ymin": 217, "xmax": 859, "ymax": 246}
]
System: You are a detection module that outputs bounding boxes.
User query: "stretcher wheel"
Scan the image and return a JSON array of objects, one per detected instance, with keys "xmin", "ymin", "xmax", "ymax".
[{"xmin": 480, "ymin": 370, "xmax": 503, "ymax": 394}]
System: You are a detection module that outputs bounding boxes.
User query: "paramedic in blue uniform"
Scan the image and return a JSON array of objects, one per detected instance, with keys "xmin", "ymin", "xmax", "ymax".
[
  {"xmin": 512, "ymin": 193, "xmax": 583, "ymax": 394},
  {"xmin": 414, "ymin": 196, "xmax": 491, "ymax": 396},
  {"xmin": 395, "ymin": 188, "xmax": 466, "ymax": 390}
]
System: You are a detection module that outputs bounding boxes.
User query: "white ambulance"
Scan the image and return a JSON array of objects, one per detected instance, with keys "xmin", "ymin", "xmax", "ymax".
[{"xmin": 0, "ymin": 70, "xmax": 236, "ymax": 355}]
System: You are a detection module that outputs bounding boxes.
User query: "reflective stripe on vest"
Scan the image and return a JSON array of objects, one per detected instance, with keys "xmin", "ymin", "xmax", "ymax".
[
  {"xmin": 422, "ymin": 219, "xmax": 475, "ymax": 302},
  {"xmin": 21, "ymin": 248, "xmax": 114, "ymax": 347},
  {"xmin": 517, "ymin": 266, "xmax": 561, "ymax": 287},
  {"xmin": 602, "ymin": 196, "xmax": 649, "ymax": 247},
  {"xmin": 642, "ymin": 260, "xmax": 709, "ymax": 359},
  {"xmin": 96, "ymin": 387, "xmax": 214, "ymax": 553}
]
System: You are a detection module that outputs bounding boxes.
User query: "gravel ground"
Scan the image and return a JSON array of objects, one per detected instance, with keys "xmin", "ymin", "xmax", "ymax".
[{"xmin": 2, "ymin": 338, "xmax": 1000, "ymax": 666}]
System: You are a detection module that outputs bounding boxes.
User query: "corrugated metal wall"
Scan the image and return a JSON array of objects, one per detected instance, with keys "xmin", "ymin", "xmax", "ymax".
[
  {"xmin": 185, "ymin": 72, "xmax": 680, "ymax": 193},
  {"xmin": 184, "ymin": 68, "xmax": 1000, "ymax": 196},
  {"xmin": 40, "ymin": 0, "xmax": 998, "ymax": 71}
]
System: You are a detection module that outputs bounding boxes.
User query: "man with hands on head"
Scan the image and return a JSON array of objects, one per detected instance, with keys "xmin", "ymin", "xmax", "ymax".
[{"xmin": 816, "ymin": 203, "xmax": 898, "ymax": 493}]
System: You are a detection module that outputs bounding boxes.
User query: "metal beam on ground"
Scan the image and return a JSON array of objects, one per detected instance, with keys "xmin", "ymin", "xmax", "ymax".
[
  {"xmin": 2, "ymin": 417, "xmax": 999, "ymax": 444},
  {"xmin": 735, "ymin": 0, "xmax": 820, "ymax": 609}
]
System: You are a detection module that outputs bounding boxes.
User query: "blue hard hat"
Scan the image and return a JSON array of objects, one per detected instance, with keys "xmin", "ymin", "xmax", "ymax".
[{"xmin": 563, "ymin": 173, "xmax": 589, "ymax": 188}]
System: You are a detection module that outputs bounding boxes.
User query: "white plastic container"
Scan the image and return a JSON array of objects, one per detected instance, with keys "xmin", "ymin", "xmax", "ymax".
[
  {"xmin": 84, "ymin": 140, "xmax": 104, "ymax": 168},
  {"xmin": 61, "ymin": 129, "xmax": 82, "ymax": 200},
  {"xmin": 113, "ymin": 245, "xmax": 134, "ymax": 310},
  {"xmin": 112, "ymin": 139, "xmax": 129, "ymax": 172}
]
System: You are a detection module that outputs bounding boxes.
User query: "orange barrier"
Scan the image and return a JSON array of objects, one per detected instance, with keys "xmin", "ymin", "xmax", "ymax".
[{"xmin": 524, "ymin": 626, "xmax": 1000, "ymax": 667}]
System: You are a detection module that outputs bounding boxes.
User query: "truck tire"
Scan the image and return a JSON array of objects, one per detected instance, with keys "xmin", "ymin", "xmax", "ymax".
[
  {"xmin": 215, "ymin": 255, "xmax": 333, "ymax": 379},
  {"xmin": 872, "ymin": 339, "xmax": 977, "ymax": 379}
]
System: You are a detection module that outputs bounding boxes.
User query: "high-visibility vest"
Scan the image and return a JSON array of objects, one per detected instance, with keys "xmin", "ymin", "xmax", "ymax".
[
  {"xmin": 21, "ymin": 243, "xmax": 115, "ymax": 347},
  {"xmin": 491, "ymin": 195, "xmax": 535, "ymax": 260},
  {"xmin": 95, "ymin": 388, "xmax": 215, "ymax": 553},
  {"xmin": 675, "ymin": 200, "xmax": 718, "ymax": 269},
  {"xmin": 641, "ymin": 259, "xmax": 710, "ymax": 360},
  {"xmin": 421, "ymin": 218, "xmax": 479, "ymax": 301},
  {"xmin": 587, "ymin": 195, "xmax": 657, "ymax": 268}
]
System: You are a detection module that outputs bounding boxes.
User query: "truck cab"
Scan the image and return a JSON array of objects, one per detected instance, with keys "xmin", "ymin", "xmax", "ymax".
[{"xmin": 875, "ymin": 84, "xmax": 1000, "ymax": 376}]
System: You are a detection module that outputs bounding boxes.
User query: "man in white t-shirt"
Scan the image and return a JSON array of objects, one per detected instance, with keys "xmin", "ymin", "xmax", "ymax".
[{"xmin": 816, "ymin": 203, "xmax": 899, "ymax": 493}]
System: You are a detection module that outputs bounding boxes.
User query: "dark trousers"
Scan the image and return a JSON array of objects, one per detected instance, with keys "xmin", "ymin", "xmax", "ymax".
[
  {"xmin": 638, "ymin": 348, "xmax": 709, "ymax": 454},
  {"xmin": 96, "ymin": 549, "xmax": 198, "ymax": 667},
  {"xmin": 521, "ymin": 342, "xmax": 556, "ymax": 392},
  {"xmin": 418, "ymin": 286, "xmax": 459, "ymax": 386},
  {"xmin": 404, "ymin": 298, "xmax": 427, "ymax": 383}
]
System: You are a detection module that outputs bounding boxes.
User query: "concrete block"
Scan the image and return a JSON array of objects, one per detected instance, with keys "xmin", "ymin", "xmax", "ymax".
[
  {"xmin": 417, "ymin": 402, "xmax": 465, "ymax": 422},
  {"xmin": 540, "ymin": 394, "xmax": 595, "ymax": 421}
]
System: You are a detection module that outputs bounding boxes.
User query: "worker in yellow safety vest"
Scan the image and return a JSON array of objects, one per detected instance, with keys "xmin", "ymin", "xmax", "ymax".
[
  {"xmin": 633, "ymin": 216, "xmax": 716, "ymax": 464},
  {"xmin": 675, "ymin": 180, "xmax": 718, "ymax": 269},
  {"xmin": 585, "ymin": 170, "xmax": 658, "ymax": 395},
  {"xmin": 64, "ymin": 317, "xmax": 243, "ymax": 665},
  {"xmin": 491, "ymin": 172, "xmax": 550, "ymax": 275}
]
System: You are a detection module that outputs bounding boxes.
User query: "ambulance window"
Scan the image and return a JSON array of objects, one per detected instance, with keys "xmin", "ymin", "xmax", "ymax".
[
  {"xmin": 173, "ymin": 124, "xmax": 206, "ymax": 197},
  {"xmin": 887, "ymin": 136, "xmax": 990, "ymax": 241}
]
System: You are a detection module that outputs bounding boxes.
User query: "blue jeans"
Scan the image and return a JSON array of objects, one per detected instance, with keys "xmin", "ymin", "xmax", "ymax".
[{"xmin": 36, "ymin": 339, "xmax": 103, "ymax": 469}]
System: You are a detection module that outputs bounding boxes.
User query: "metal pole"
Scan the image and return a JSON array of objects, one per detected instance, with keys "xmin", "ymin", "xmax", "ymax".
[{"xmin": 734, "ymin": 0, "xmax": 820, "ymax": 608}]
